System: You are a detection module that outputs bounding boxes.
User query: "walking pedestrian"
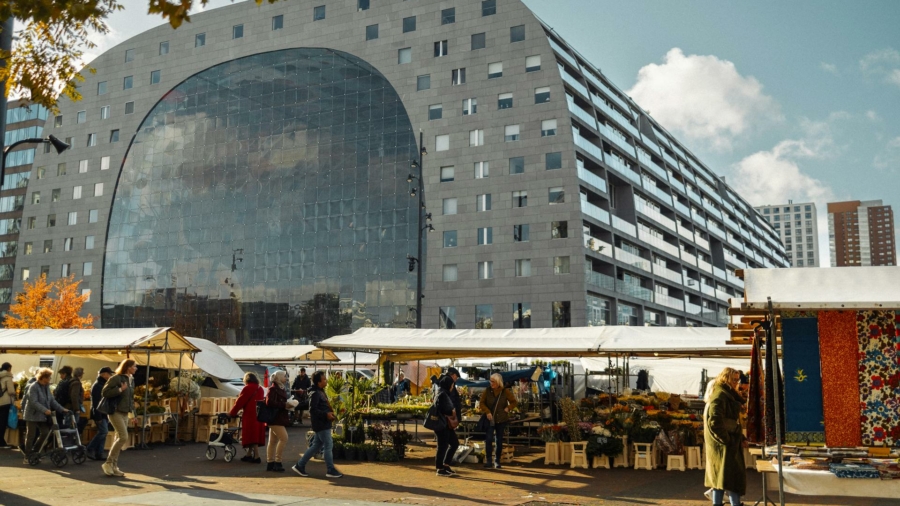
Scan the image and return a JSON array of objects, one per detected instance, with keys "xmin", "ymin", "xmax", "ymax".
[
  {"xmin": 704, "ymin": 367, "xmax": 747, "ymax": 506},
  {"xmin": 65, "ymin": 367, "xmax": 87, "ymax": 433},
  {"xmin": 290, "ymin": 368, "xmax": 311, "ymax": 426},
  {"xmin": 229, "ymin": 372, "xmax": 265, "ymax": 463},
  {"xmin": 433, "ymin": 374, "xmax": 459, "ymax": 477},
  {"xmin": 85, "ymin": 367, "xmax": 113, "ymax": 461},
  {"xmin": 265, "ymin": 370, "xmax": 297, "ymax": 472},
  {"xmin": 479, "ymin": 373, "xmax": 517, "ymax": 469},
  {"xmin": 23, "ymin": 368, "xmax": 69, "ymax": 462},
  {"xmin": 54, "ymin": 366, "xmax": 74, "ymax": 426},
  {"xmin": 101, "ymin": 359, "xmax": 136, "ymax": 477},
  {"xmin": 0, "ymin": 362, "xmax": 17, "ymax": 449},
  {"xmin": 292, "ymin": 370, "xmax": 343, "ymax": 478}
]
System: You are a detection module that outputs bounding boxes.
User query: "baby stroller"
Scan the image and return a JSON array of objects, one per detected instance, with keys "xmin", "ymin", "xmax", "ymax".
[
  {"xmin": 27, "ymin": 411, "xmax": 86, "ymax": 468},
  {"xmin": 206, "ymin": 413, "xmax": 241, "ymax": 462}
]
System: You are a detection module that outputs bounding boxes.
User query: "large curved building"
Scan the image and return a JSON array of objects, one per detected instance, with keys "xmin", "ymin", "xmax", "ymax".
[{"xmin": 5, "ymin": 0, "xmax": 789, "ymax": 344}]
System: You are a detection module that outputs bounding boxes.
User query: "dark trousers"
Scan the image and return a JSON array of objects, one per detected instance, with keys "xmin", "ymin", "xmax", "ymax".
[
  {"xmin": 435, "ymin": 429, "xmax": 459, "ymax": 469},
  {"xmin": 24, "ymin": 419, "xmax": 52, "ymax": 455},
  {"xmin": 0, "ymin": 404, "xmax": 10, "ymax": 446},
  {"xmin": 485, "ymin": 422, "xmax": 507, "ymax": 465}
]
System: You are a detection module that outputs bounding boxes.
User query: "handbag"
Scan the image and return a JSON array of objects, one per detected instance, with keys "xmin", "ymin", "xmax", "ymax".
[
  {"xmin": 7, "ymin": 403, "xmax": 18, "ymax": 430},
  {"xmin": 423, "ymin": 393, "xmax": 448, "ymax": 432},
  {"xmin": 476, "ymin": 389, "xmax": 504, "ymax": 433},
  {"xmin": 256, "ymin": 399, "xmax": 277, "ymax": 424},
  {"xmin": 95, "ymin": 395, "xmax": 120, "ymax": 416}
]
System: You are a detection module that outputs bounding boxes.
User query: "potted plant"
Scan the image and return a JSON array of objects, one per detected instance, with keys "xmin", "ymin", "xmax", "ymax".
[
  {"xmin": 364, "ymin": 442, "xmax": 378, "ymax": 461},
  {"xmin": 388, "ymin": 429, "xmax": 411, "ymax": 460},
  {"xmin": 344, "ymin": 443, "xmax": 358, "ymax": 461},
  {"xmin": 332, "ymin": 437, "xmax": 345, "ymax": 459},
  {"xmin": 378, "ymin": 448, "xmax": 399, "ymax": 462}
]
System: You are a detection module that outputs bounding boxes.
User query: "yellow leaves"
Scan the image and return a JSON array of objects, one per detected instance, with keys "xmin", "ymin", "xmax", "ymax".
[
  {"xmin": 794, "ymin": 368, "xmax": 808, "ymax": 383},
  {"xmin": 3, "ymin": 273, "xmax": 95, "ymax": 329}
]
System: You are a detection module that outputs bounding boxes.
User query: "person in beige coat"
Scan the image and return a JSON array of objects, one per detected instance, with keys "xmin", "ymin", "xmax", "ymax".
[{"xmin": 0, "ymin": 363, "xmax": 17, "ymax": 448}]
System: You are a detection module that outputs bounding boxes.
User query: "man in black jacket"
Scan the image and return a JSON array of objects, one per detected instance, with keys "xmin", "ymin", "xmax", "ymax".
[
  {"xmin": 290, "ymin": 368, "xmax": 312, "ymax": 425},
  {"xmin": 291, "ymin": 371, "xmax": 342, "ymax": 479},
  {"xmin": 85, "ymin": 367, "xmax": 113, "ymax": 460}
]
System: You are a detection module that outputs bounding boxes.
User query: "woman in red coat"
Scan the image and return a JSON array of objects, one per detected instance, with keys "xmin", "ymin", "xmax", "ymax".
[{"xmin": 229, "ymin": 372, "xmax": 266, "ymax": 463}]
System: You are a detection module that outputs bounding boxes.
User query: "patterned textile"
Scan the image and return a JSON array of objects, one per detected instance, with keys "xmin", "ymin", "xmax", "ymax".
[
  {"xmin": 764, "ymin": 323, "xmax": 785, "ymax": 445},
  {"xmin": 781, "ymin": 315, "xmax": 825, "ymax": 444},
  {"xmin": 818, "ymin": 311, "xmax": 862, "ymax": 447},
  {"xmin": 829, "ymin": 463, "xmax": 881, "ymax": 479},
  {"xmin": 856, "ymin": 310, "xmax": 900, "ymax": 447},
  {"xmin": 746, "ymin": 334, "xmax": 765, "ymax": 444}
]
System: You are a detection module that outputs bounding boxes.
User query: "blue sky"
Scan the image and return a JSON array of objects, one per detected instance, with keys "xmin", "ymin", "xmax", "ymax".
[{"xmin": 85, "ymin": 0, "xmax": 900, "ymax": 266}]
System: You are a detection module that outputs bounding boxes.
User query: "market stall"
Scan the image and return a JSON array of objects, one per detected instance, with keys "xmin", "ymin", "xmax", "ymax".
[{"xmin": 734, "ymin": 266, "xmax": 900, "ymax": 505}]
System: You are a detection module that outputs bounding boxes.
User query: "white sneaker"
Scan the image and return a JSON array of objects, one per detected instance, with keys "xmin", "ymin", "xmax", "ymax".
[
  {"xmin": 102, "ymin": 463, "xmax": 115, "ymax": 476},
  {"xmin": 703, "ymin": 489, "xmax": 712, "ymax": 500}
]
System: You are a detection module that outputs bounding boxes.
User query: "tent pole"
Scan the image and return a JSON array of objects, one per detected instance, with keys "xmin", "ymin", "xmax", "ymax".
[
  {"xmin": 767, "ymin": 298, "xmax": 785, "ymax": 506},
  {"xmin": 139, "ymin": 347, "xmax": 151, "ymax": 450},
  {"xmin": 171, "ymin": 351, "xmax": 184, "ymax": 445}
]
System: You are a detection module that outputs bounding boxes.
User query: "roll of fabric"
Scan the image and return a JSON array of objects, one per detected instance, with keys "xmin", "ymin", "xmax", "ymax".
[
  {"xmin": 856, "ymin": 310, "xmax": 900, "ymax": 447},
  {"xmin": 746, "ymin": 333, "xmax": 765, "ymax": 444},
  {"xmin": 818, "ymin": 310, "xmax": 861, "ymax": 447},
  {"xmin": 781, "ymin": 314, "xmax": 825, "ymax": 444}
]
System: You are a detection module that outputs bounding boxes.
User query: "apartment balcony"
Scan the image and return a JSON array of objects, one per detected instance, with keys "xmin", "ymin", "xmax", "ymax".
[
  {"xmin": 688, "ymin": 189, "xmax": 703, "ymax": 207},
  {"xmin": 724, "ymin": 214, "xmax": 740, "ymax": 232},
  {"xmin": 561, "ymin": 70, "xmax": 590, "ymax": 98},
  {"xmin": 680, "ymin": 249, "xmax": 697, "ymax": 266},
  {"xmin": 655, "ymin": 292, "xmax": 685, "ymax": 312},
  {"xmin": 639, "ymin": 229, "xmax": 681, "ymax": 258},
  {"xmin": 567, "ymin": 97, "xmax": 598, "ymax": 129},
  {"xmin": 581, "ymin": 200, "xmax": 610, "ymax": 225},
  {"xmin": 726, "ymin": 236, "xmax": 745, "ymax": 253},
  {"xmin": 707, "ymin": 222, "xmax": 726, "ymax": 240},
  {"xmin": 723, "ymin": 252, "xmax": 747, "ymax": 270},
  {"xmin": 690, "ymin": 212, "xmax": 707, "ymax": 229},
  {"xmin": 574, "ymin": 134, "xmax": 605, "ymax": 162},
  {"xmin": 678, "ymin": 162, "xmax": 696, "ymax": 183},
  {"xmin": 717, "ymin": 311, "xmax": 730, "ymax": 325},
  {"xmin": 584, "ymin": 234, "xmax": 613, "ymax": 257},
  {"xmin": 599, "ymin": 123, "xmax": 636, "ymax": 158},
  {"xmin": 640, "ymin": 136, "xmax": 662, "ymax": 156},
  {"xmin": 642, "ymin": 158, "xmax": 669, "ymax": 182},
  {"xmin": 616, "ymin": 279, "xmax": 654, "ymax": 302},
  {"xmin": 585, "ymin": 266, "xmax": 616, "ymax": 291},
  {"xmin": 578, "ymin": 166, "xmax": 607, "ymax": 193},
  {"xmin": 662, "ymin": 150, "xmax": 679, "ymax": 169},
  {"xmin": 609, "ymin": 215, "xmax": 635, "ymax": 239},
  {"xmin": 669, "ymin": 178, "xmax": 686, "ymax": 194},
  {"xmin": 676, "ymin": 223, "xmax": 694, "ymax": 243},
  {"xmin": 714, "ymin": 288, "xmax": 732, "ymax": 302},
  {"xmin": 674, "ymin": 200, "xmax": 692, "ymax": 218},
  {"xmin": 652, "ymin": 263, "xmax": 684, "ymax": 285},
  {"xmin": 701, "ymin": 284, "xmax": 715, "ymax": 297},
  {"xmin": 713, "ymin": 266, "xmax": 727, "ymax": 281},
  {"xmin": 584, "ymin": 71, "xmax": 632, "ymax": 114},
  {"xmin": 702, "ymin": 201, "xmax": 723, "ymax": 220},
  {"xmin": 697, "ymin": 258, "xmax": 713, "ymax": 273},
  {"xmin": 593, "ymin": 95, "xmax": 640, "ymax": 138},
  {"xmin": 641, "ymin": 181, "xmax": 674, "ymax": 206},
  {"xmin": 701, "ymin": 309, "xmax": 718, "ymax": 321},
  {"xmin": 685, "ymin": 301, "xmax": 702, "ymax": 315},
  {"xmin": 695, "ymin": 234, "xmax": 710, "ymax": 251},
  {"xmin": 634, "ymin": 198, "xmax": 676, "ymax": 232},
  {"xmin": 726, "ymin": 271, "xmax": 744, "ymax": 287},
  {"xmin": 605, "ymin": 154, "xmax": 641, "ymax": 186},
  {"xmin": 615, "ymin": 247, "xmax": 651, "ymax": 272},
  {"xmin": 549, "ymin": 38, "xmax": 579, "ymax": 68}
]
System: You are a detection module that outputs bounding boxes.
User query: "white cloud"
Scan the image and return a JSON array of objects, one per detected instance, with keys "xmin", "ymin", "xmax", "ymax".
[
  {"xmin": 627, "ymin": 48, "xmax": 781, "ymax": 152},
  {"xmin": 866, "ymin": 110, "xmax": 881, "ymax": 121},
  {"xmin": 859, "ymin": 48, "xmax": 900, "ymax": 88},
  {"xmin": 889, "ymin": 69, "xmax": 900, "ymax": 88},
  {"xmin": 820, "ymin": 62, "xmax": 839, "ymax": 75}
]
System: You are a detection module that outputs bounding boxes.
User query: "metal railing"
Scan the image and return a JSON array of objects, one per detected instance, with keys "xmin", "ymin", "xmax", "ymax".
[
  {"xmin": 615, "ymin": 247, "xmax": 651, "ymax": 272},
  {"xmin": 578, "ymin": 166, "xmax": 607, "ymax": 193},
  {"xmin": 574, "ymin": 134, "xmax": 605, "ymax": 162},
  {"xmin": 549, "ymin": 38, "xmax": 578, "ymax": 68},
  {"xmin": 606, "ymin": 154, "xmax": 641, "ymax": 185},
  {"xmin": 639, "ymin": 229, "xmax": 680, "ymax": 257},
  {"xmin": 598, "ymin": 123, "xmax": 636, "ymax": 157},
  {"xmin": 567, "ymin": 98, "xmax": 598, "ymax": 129},
  {"xmin": 694, "ymin": 234, "xmax": 710, "ymax": 250},
  {"xmin": 616, "ymin": 279, "xmax": 654, "ymax": 302},
  {"xmin": 585, "ymin": 266, "xmax": 616, "ymax": 290},
  {"xmin": 584, "ymin": 235, "xmax": 612, "ymax": 256},
  {"xmin": 593, "ymin": 95, "xmax": 640, "ymax": 137},
  {"xmin": 611, "ymin": 214, "xmax": 637, "ymax": 237},
  {"xmin": 652, "ymin": 263, "xmax": 683, "ymax": 285},
  {"xmin": 641, "ymin": 181, "xmax": 674, "ymax": 206},
  {"xmin": 560, "ymin": 68, "xmax": 590, "ymax": 98},
  {"xmin": 583, "ymin": 71, "xmax": 632, "ymax": 114},
  {"xmin": 581, "ymin": 200, "xmax": 610, "ymax": 224},
  {"xmin": 697, "ymin": 258, "xmax": 713, "ymax": 273},
  {"xmin": 655, "ymin": 292, "xmax": 685, "ymax": 312},
  {"xmin": 680, "ymin": 250, "xmax": 697, "ymax": 266}
]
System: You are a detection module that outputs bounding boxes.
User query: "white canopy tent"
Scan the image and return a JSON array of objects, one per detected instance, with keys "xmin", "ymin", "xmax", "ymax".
[
  {"xmin": 184, "ymin": 337, "xmax": 244, "ymax": 379},
  {"xmin": 581, "ymin": 356, "xmax": 749, "ymax": 396},
  {"xmin": 742, "ymin": 265, "xmax": 900, "ymax": 310},
  {"xmin": 219, "ymin": 345, "xmax": 339, "ymax": 363}
]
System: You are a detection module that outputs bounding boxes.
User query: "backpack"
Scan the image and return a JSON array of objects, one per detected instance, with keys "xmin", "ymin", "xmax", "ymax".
[{"xmin": 55, "ymin": 378, "xmax": 72, "ymax": 406}]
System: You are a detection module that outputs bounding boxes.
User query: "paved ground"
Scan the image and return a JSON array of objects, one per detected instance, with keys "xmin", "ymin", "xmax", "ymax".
[{"xmin": 1, "ymin": 425, "xmax": 898, "ymax": 506}]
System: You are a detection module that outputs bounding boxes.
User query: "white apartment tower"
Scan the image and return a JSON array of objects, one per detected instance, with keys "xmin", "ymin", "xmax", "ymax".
[{"xmin": 755, "ymin": 202, "xmax": 820, "ymax": 267}]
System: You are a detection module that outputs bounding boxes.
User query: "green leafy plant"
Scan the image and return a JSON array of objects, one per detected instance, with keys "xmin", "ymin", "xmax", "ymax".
[
  {"xmin": 366, "ymin": 423, "xmax": 388, "ymax": 447},
  {"xmin": 377, "ymin": 448, "xmax": 399, "ymax": 462},
  {"xmin": 585, "ymin": 434, "xmax": 625, "ymax": 459},
  {"xmin": 559, "ymin": 397, "xmax": 583, "ymax": 442}
]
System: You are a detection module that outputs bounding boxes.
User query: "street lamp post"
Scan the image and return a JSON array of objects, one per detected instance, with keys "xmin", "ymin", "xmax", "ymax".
[
  {"xmin": 406, "ymin": 131, "xmax": 429, "ymax": 328},
  {"xmin": 1, "ymin": 135, "xmax": 70, "ymax": 188}
]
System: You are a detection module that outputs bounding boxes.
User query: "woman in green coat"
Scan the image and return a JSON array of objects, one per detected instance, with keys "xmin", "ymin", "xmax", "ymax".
[{"xmin": 704, "ymin": 367, "xmax": 746, "ymax": 506}]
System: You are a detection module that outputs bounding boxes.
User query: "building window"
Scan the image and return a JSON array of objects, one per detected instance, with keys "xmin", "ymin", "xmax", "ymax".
[
  {"xmin": 451, "ymin": 68, "xmax": 466, "ymax": 85},
  {"xmin": 109, "ymin": 129, "xmax": 119, "ymax": 143},
  {"xmin": 398, "ymin": 48, "xmax": 411, "ymax": 64},
  {"xmin": 44, "ymin": 240, "xmax": 52, "ymax": 253},
  {"xmin": 442, "ymin": 198, "xmax": 457, "ymax": 215},
  {"xmin": 313, "ymin": 5, "xmax": 325, "ymax": 20},
  {"xmin": 471, "ymin": 33, "xmax": 486, "ymax": 50},
  {"xmin": 553, "ymin": 256, "xmax": 571, "ymax": 274},
  {"xmin": 417, "ymin": 75, "xmax": 430, "ymax": 91},
  {"xmin": 442, "ymin": 264, "xmax": 458, "ymax": 282},
  {"xmin": 525, "ymin": 55, "xmax": 541, "ymax": 72},
  {"xmin": 478, "ymin": 262, "xmax": 493, "ymax": 280},
  {"xmin": 125, "ymin": 48, "xmax": 134, "ymax": 62},
  {"xmin": 514, "ymin": 224, "xmax": 529, "ymax": 242},
  {"xmin": 434, "ymin": 40, "xmax": 448, "ymax": 57},
  {"xmin": 97, "ymin": 81, "xmax": 107, "ymax": 95},
  {"xmin": 509, "ymin": 156, "xmax": 524, "ymax": 175},
  {"xmin": 89, "ymin": 210, "xmax": 98, "ymax": 223},
  {"xmin": 512, "ymin": 190, "xmax": 527, "ymax": 208},
  {"xmin": 83, "ymin": 262, "xmax": 93, "ymax": 276},
  {"xmin": 402, "ymin": 16, "xmax": 416, "ymax": 33},
  {"xmin": 462, "ymin": 98, "xmax": 477, "ymax": 115},
  {"xmin": 24, "ymin": 243, "xmax": 33, "ymax": 255},
  {"xmin": 272, "ymin": 15, "xmax": 283, "ymax": 30},
  {"xmin": 85, "ymin": 236, "xmax": 95, "ymax": 249},
  {"xmin": 474, "ymin": 161, "xmax": 488, "ymax": 179},
  {"xmin": 159, "ymin": 41, "xmax": 169, "ymax": 55},
  {"xmin": 64, "ymin": 237, "xmax": 73, "ymax": 251},
  {"xmin": 504, "ymin": 124, "xmax": 519, "ymax": 142},
  {"xmin": 552, "ymin": 301, "xmax": 572, "ymax": 327},
  {"xmin": 358, "ymin": 0, "xmax": 370, "ymax": 10},
  {"xmin": 55, "ymin": 115, "xmax": 63, "ymax": 127},
  {"xmin": 37, "ymin": 167, "xmax": 45, "ymax": 179},
  {"xmin": 546, "ymin": 152, "xmax": 562, "ymax": 170},
  {"xmin": 51, "ymin": 189, "xmax": 60, "ymax": 202},
  {"xmin": 475, "ymin": 304, "xmax": 493, "ymax": 328},
  {"xmin": 551, "ymin": 220, "xmax": 568, "ymax": 238},
  {"xmin": 512, "ymin": 303, "xmax": 531, "ymax": 328},
  {"xmin": 441, "ymin": 8, "xmax": 455, "ymax": 24},
  {"xmin": 100, "ymin": 105, "xmax": 110, "ymax": 119},
  {"xmin": 233, "ymin": 24, "xmax": 244, "ymax": 39},
  {"xmin": 435, "ymin": 134, "xmax": 449, "ymax": 152},
  {"xmin": 469, "ymin": 129, "xmax": 484, "ymax": 146},
  {"xmin": 73, "ymin": 186, "xmax": 82, "ymax": 199},
  {"xmin": 125, "ymin": 101, "xmax": 134, "ymax": 115},
  {"xmin": 477, "ymin": 227, "xmax": 493, "ymax": 245},
  {"xmin": 150, "ymin": 70, "xmax": 161, "ymax": 84},
  {"xmin": 443, "ymin": 230, "xmax": 457, "ymax": 248},
  {"xmin": 68, "ymin": 212, "xmax": 77, "ymax": 225},
  {"xmin": 76, "ymin": 110, "xmax": 86, "ymax": 124},
  {"xmin": 22, "ymin": 268, "xmax": 30, "ymax": 281},
  {"xmin": 79, "ymin": 159, "xmax": 89, "ymax": 173},
  {"xmin": 57, "ymin": 163, "xmax": 66, "ymax": 176},
  {"xmin": 805, "ymin": 205, "xmax": 811, "ymax": 211},
  {"xmin": 123, "ymin": 75, "xmax": 133, "ymax": 90},
  {"xmin": 498, "ymin": 93, "xmax": 513, "ymax": 109},
  {"xmin": 549, "ymin": 187, "xmax": 565, "ymax": 204},
  {"xmin": 101, "ymin": 156, "xmax": 110, "ymax": 170},
  {"xmin": 27, "ymin": 217, "xmax": 35, "ymax": 229},
  {"xmin": 482, "ymin": 0, "xmax": 496, "ymax": 16},
  {"xmin": 47, "ymin": 214, "xmax": 56, "ymax": 227},
  {"xmin": 439, "ymin": 307, "xmax": 457, "ymax": 329},
  {"xmin": 440, "ymin": 166, "xmax": 455, "ymax": 182},
  {"xmin": 195, "ymin": 33, "xmax": 206, "ymax": 47},
  {"xmin": 61, "ymin": 263, "xmax": 71, "ymax": 276},
  {"xmin": 510, "ymin": 25, "xmax": 525, "ymax": 42},
  {"xmin": 40, "ymin": 266, "xmax": 49, "ymax": 276},
  {"xmin": 476, "ymin": 194, "xmax": 492, "ymax": 212},
  {"xmin": 535, "ymin": 86, "xmax": 551, "ymax": 103},
  {"xmin": 87, "ymin": 133, "xmax": 97, "ymax": 147},
  {"xmin": 488, "ymin": 62, "xmax": 502, "ymax": 79},
  {"xmin": 32, "ymin": 192, "xmax": 40, "ymax": 205},
  {"xmin": 366, "ymin": 24, "xmax": 378, "ymax": 40},
  {"xmin": 541, "ymin": 119, "xmax": 557, "ymax": 136},
  {"xmin": 515, "ymin": 259, "xmax": 532, "ymax": 277},
  {"xmin": 94, "ymin": 183, "xmax": 104, "ymax": 197},
  {"xmin": 428, "ymin": 104, "xmax": 442, "ymax": 120}
]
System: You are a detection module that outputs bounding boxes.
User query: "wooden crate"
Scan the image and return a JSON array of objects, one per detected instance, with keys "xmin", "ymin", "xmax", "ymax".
[
  {"xmin": 198, "ymin": 398, "xmax": 215, "ymax": 415},
  {"xmin": 196, "ymin": 425, "xmax": 211, "ymax": 443},
  {"xmin": 149, "ymin": 423, "xmax": 168, "ymax": 443}
]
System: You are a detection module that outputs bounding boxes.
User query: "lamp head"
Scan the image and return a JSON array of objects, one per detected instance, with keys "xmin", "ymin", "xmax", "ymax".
[
  {"xmin": 410, "ymin": 160, "xmax": 419, "ymax": 169},
  {"xmin": 420, "ymin": 146, "xmax": 427, "ymax": 156},
  {"xmin": 426, "ymin": 224, "xmax": 435, "ymax": 233},
  {"xmin": 409, "ymin": 188, "xmax": 417, "ymax": 197},
  {"xmin": 406, "ymin": 174, "xmax": 414, "ymax": 183},
  {"xmin": 47, "ymin": 135, "xmax": 70, "ymax": 155}
]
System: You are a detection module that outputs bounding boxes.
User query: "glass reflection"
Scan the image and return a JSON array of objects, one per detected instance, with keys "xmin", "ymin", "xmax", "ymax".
[{"xmin": 102, "ymin": 48, "xmax": 419, "ymax": 344}]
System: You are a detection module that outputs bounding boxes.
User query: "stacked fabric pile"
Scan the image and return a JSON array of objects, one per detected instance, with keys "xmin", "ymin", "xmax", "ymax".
[
  {"xmin": 788, "ymin": 457, "xmax": 830, "ymax": 471},
  {"xmin": 869, "ymin": 459, "xmax": 900, "ymax": 480},
  {"xmin": 829, "ymin": 462, "xmax": 881, "ymax": 479}
]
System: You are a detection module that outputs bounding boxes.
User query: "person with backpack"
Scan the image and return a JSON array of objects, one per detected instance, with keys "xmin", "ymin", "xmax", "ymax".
[
  {"xmin": 0, "ymin": 362, "xmax": 18, "ymax": 449},
  {"xmin": 479, "ymin": 373, "xmax": 517, "ymax": 469},
  {"xmin": 228, "ymin": 372, "xmax": 265, "ymax": 463},
  {"xmin": 85, "ymin": 367, "xmax": 113, "ymax": 461},
  {"xmin": 101, "ymin": 359, "xmax": 136, "ymax": 478}
]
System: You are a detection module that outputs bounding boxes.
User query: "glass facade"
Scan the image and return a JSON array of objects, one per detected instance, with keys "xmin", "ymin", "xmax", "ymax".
[{"xmin": 102, "ymin": 49, "xmax": 419, "ymax": 344}]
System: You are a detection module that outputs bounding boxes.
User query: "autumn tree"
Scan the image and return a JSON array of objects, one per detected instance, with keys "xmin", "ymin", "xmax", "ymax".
[
  {"xmin": 3, "ymin": 273, "xmax": 95, "ymax": 329},
  {"xmin": 0, "ymin": 0, "xmax": 279, "ymax": 112}
]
